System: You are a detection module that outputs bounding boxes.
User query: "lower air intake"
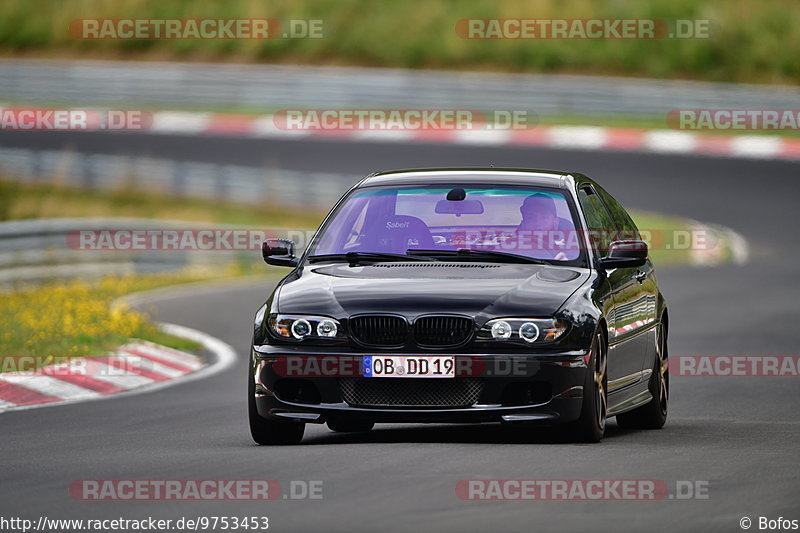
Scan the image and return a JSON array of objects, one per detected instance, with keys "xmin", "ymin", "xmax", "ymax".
[{"xmin": 339, "ymin": 378, "xmax": 482, "ymax": 408}]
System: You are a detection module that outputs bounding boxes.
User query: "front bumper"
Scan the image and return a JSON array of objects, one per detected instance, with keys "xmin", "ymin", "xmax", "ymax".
[{"xmin": 252, "ymin": 346, "xmax": 590, "ymax": 425}]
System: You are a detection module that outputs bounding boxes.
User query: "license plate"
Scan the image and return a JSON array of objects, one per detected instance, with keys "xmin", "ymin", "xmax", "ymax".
[{"xmin": 362, "ymin": 356, "xmax": 455, "ymax": 378}]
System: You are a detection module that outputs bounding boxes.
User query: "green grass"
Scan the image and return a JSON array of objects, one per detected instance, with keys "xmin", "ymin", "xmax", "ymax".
[
  {"xmin": 0, "ymin": 0, "xmax": 797, "ymax": 84},
  {"xmin": 629, "ymin": 210, "xmax": 691, "ymax": 265}
]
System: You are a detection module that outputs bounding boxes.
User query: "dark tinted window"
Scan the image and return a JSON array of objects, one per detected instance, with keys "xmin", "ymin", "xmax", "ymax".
[
  {"xmin": 596, "ymin": 185, "xmax": 641, "ymax": 240},
  {"xmin": 577, "ymin": 185, "xmax": 616, "ymax": 255}
]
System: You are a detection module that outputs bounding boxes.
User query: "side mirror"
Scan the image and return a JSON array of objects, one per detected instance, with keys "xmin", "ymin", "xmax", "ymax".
[
  {"xmin": 599, "ymin": 240, "xmax": 648, "ymax": 269},
  {"xmin": 262, "ymin": 238, "xmax": 298, "ymax": 267}
]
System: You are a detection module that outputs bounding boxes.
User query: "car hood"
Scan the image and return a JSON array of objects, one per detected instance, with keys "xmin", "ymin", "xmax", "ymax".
[{"xmin": 276, "ymin": 262, "xmax": 589, "ymax": 321}]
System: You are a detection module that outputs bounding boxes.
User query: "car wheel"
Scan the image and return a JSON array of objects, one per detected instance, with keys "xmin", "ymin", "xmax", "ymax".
[
  {"xmin": 616, "ymin": 322, "xmax": 668, "ymax": 430},
  {"xmin": 327, "ymin": 420, "xmax": 375, "ymax": 432},
  {"xmin": 567, "ymin": 331, "xmax": 607, "ymax": 443},
  {"xmin": 248, "ymin": 356, "xmax": 305, "ymax": 445}
]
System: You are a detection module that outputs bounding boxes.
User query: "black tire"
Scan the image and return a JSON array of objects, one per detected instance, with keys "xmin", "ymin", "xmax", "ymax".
[
  {"xmin": 327, "ymin": 420, "xmax": 375, "ymax": 432},
  {"xmin": 616, "ymin": 322, "xmax": 668, "ymax": 430},
  {"xmin": 248, "ymin": 357, "xmax": 305, "ymax": 445},
  {"xmin": 566, "ymin": 331, "xmax": 607, "ymax": 443}
]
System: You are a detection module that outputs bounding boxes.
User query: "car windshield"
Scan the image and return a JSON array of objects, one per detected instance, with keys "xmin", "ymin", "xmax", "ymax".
[{"xmin": 308, "ymin": 184, "xmax": 586, "ymax": 264}]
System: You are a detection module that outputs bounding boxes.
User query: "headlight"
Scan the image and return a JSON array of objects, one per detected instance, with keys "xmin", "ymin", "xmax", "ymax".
[
  {"xmin": 316, "ymin": 319, "xmax": 338, "ymax": 337},
  {"xmin": 490, "ymin": 320, "xmax": 513, "ymax": 340},
  {"xmin": 519, "ymin": 322, "xmax": 540, "ymax": 343},
  {"xmin": 268, "ymin": 314, "xmax": 344, "ymax": 341},
  {"xmin": 291, "ymin": 319, "xmax": 312, "ymax": 339},
  {"xmin": 478, "ymin": 318, "xmax": 568, "ymax": 344}
]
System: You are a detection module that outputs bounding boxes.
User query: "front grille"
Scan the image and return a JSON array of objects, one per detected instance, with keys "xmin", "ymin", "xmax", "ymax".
[
  {"xmin": 350, "ymin": 315, "xmax": 407, "ymax": 346},
  {"xmin": 414, "ymin": 316, "xmax": 473, "ymax": 347},
  {"xmin": 339, "ymin": 378, "xmax": 483, "ymax": 408}
]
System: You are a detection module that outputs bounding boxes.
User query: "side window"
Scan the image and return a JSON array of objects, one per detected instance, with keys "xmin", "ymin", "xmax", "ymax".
[
  {"xmin": 577, "ymin": 185, "xmax": 616, "ymax": 255},
  {"xmin": 596, "ymin": 185, "xmax": 641, "ymax": 241}
]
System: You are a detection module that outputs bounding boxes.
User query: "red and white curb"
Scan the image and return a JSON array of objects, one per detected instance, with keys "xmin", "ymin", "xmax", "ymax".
[
  {"xmin": 146, "ymin": 112, "xmax": 800, "ymax": 161},
  {"xmin": 0, "ymin": 322, "xmax": 236, "ymax": 413}
]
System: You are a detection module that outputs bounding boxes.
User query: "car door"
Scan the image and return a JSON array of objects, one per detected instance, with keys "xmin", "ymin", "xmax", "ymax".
[
  {"xmin": 595, "ymin": 185, "xmax": 658, "ymax": 377},
  {"xmin": 577, "ymin": 184, "xmax": 646, "ymax": 392}
]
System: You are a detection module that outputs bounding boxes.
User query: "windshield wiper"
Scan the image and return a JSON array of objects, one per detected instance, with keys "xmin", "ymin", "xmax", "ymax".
[
  {"xmin": 407, "ymin": 248, "xmax": 547, "ymax": 265},
  {"xmin": 307, "ymin": 252, "xmax": 435, "ymax": 266}
]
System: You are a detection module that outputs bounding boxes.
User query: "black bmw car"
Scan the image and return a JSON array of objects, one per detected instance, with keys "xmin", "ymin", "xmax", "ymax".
[{"xmin": 249, "ymin": 168, "xmax": 668, "ymax": 444}]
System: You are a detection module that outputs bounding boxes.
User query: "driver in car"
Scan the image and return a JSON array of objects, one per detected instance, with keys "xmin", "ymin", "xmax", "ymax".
[{"xmin": 515, "ymin": 193, "xmax": 570, "ymax": 261}]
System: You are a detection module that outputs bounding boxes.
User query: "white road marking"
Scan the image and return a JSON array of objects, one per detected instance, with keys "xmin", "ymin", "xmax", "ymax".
[
  {"xmin": 125, "ymin": 354, "xmax": 187, "ymax": 378},
  {"xmin": 121, "ymin": 343, "xmax": 203, "ymax": 370},
  {"xmin": 251, "ymin": 115, "xmax": 311, "ymax": 138},
  {"xmin": 547, "ymin": 126, "xmax": 609, "ymax": 149},
  {"xmin": 0, "ymin": 374, "xmax": 99, "ymax": 400},
  {"xmin": 729, "ymin": 136, "xmax": 782, "ymax": 158},
  {"xmin": 452, "ymin": 129, "xmax": 513, "ymax": 145},
  {"xmin": 150, "ymin": 112, "xmax": 212, "ymax": 134},
  {"xmin": 642, "ymin": 130, "xmax": 698, "ymax": 153}
]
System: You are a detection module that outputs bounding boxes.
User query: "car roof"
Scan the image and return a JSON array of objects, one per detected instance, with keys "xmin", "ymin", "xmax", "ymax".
[{"xmin": 358, "ymin": 168, "xmax": 579, "ymax": 189}]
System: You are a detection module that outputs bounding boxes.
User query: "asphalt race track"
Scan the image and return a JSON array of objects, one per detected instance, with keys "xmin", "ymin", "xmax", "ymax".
[{"xmin": 2, "ymin": 132, "xmax": 799, "ymax": 532}]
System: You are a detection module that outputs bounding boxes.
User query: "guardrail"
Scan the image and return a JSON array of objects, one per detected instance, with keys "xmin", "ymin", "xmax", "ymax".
[
  {"xmin": 2, "ymin": 59, "xmax": 799, "ymax": 116},
  {"xmin": 0, "ymin": 218, "xmax": 308, "ymax": 286},
  {"xmin": 0, "ymin": 146, "xmax": 356, "ymax": 208}
]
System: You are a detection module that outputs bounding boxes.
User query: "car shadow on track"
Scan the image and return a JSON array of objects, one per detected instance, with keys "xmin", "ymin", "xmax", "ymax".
[{"xmin": 299, "ymin": 421, "xmax": 645, "ymax": 446}]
